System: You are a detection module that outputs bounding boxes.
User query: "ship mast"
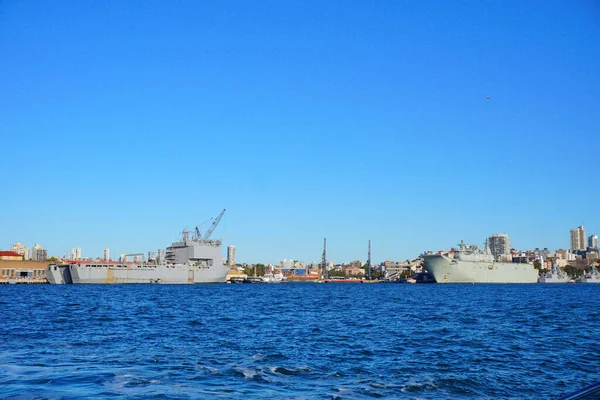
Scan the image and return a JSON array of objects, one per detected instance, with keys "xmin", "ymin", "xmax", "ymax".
[
  {"xmin": 321, "ymin": 238, "xmax": 327, "ymax": 280},
  {"xmin": 367, "ymin": 240, "xmax": 371, "ymax": 280}
]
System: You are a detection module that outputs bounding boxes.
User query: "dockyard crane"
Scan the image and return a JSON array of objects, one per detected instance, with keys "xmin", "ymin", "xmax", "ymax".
[{"xmin": 202, "ymin": 209, "xmax": 226, "ymax": 240}]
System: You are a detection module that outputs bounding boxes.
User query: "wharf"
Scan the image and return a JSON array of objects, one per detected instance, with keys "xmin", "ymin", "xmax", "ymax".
[{"xmin": 0, "ymin": 278, "xmax": 48, "ymax": 284}]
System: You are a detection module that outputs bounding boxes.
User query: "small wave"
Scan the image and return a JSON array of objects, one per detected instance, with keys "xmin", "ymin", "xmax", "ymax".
[
  {"xmin": 230, "ymin": 367, "xmax": 267, "ymax": 382},
  {"xmin": 124, "ymin": 379, "xmax": 153, "ymax": 387},
  {"xmin": 270, "ymin": 366, "xmax": 295, "ymax": 375},
  {"xmin": 401, "ymin": 377, "xmax": 438, "ymax": 393}
]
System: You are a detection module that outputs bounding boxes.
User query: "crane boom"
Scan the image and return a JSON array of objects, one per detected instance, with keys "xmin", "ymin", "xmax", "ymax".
[{"xmin": 203, "ymin": 209, "xmax": 226, "ymax": 240}]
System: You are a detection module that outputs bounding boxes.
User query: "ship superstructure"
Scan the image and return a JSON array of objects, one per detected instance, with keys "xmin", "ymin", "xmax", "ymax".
[
  {"xmin": 423, "ymin": 240, "xmax": 538, "ymax": 284},
  {"xmin": 47, "ymin": 210, "xmax": 230, "ymax": 284},
  {"xmin": 579, "ymin": 267, "xmax": 600, "ymax": 283}
]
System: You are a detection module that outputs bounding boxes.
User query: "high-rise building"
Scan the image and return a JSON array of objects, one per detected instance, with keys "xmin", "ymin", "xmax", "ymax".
[
  {"xmin": 31, "ymin": 244, "xmax": 47, "ymax": 261},
  {"xmin": 103, "ymin": 248, "xmax": 110, "ymax": 261},
  {"xmin": 70, "ymin": 247, "xmax": 82, "ymax": 260},
  {"xmin": 226, "ymin": 245, "xmax": 236, "ymax": 267},
  {"xmin": 10, "ymin": 242, "xmax": 30, "ymax": 260},
  {"xmin": 488, "ymin": 233, "xmax": 510, "ymax": 261},
  {"xmin": 570, "ymin": 225, "xmax": 586, "ymax": 251},
  {"xmin": 588, "ymin": 235, "xmax": 598, "ymax": 249}
]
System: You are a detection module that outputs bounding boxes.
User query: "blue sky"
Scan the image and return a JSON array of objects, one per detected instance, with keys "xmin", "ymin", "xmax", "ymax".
[{"xmin": 1, "ymin": 1, "xmax": 599, "ymax": 264}]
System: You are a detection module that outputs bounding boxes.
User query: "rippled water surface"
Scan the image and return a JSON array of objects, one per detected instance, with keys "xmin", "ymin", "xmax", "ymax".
[{"xmin": 1, "ymin": 284, "xmax": 599, "ymax": 399}]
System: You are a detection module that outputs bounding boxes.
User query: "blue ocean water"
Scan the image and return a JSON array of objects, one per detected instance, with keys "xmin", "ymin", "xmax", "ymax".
[{"xmin": 1, "ymin": 284, "xmax": 599, "ymax": 399}]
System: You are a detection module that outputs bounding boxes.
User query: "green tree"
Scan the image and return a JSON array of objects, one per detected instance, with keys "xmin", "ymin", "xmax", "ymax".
[
  {"xmin": 563, "ymin": 265, "xmax": 581, "ymax": 278},
  {"xmin": 244, "ymin": 264, "xmax": 266, "ymax": 277},
  {"xmin": 328, "ymin": 269, "xmax": 345, "ymax": 277},
  {"xmin": 400, "ymin": 269, "xmax": 412, "ymax": 279}
]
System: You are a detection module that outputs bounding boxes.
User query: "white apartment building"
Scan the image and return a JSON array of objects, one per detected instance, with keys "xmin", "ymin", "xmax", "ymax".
[
  {"xmin": 588, "ymin": 235, "xmax": 598, "ymax": 249},
  {"xmin": 70, "ymin": 247, "xmax": 82, "ymax": 260},
  {"xmin": 226, "ymin": 245, "xmax": 236, "ymax": 267},
  {"xmin": 488, "ymin": 233, "xmax": 510, "ymax": 261},
  {"xmin": 31, "ymin": 244, "xmax": 47, "ymax": 261},
  {"xmin": 10, "ymin": 242, "xmax": 30, "ymax": 260},
  {"xmin": 570, "ymin": 225, "xmax": 586, "ymax": 251}
]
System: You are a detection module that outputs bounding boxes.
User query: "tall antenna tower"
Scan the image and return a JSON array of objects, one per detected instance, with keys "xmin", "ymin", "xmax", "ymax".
[
  {"xmin": 367, "ymin": 240, "xmax": 371, "ymax": 280},
  {"xmin": 321, "ymin": 238, "xmax": 327, "ymax": 280}
]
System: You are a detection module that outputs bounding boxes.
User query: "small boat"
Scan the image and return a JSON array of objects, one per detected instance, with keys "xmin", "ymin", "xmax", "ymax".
[{"xmin": 243, "ymin": 277, "xmax": 264, "ymax": 284}]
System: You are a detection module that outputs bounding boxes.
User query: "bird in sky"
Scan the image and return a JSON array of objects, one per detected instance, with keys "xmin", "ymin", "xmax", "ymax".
[{"xmin": 486, "ymin": 96, "xmax": 491, "ymax": 100}]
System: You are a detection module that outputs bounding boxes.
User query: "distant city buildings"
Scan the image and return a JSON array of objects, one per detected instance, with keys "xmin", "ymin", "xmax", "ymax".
[
  {"xmin": 588, "ymin": 235, "xmax": 598, "ymax": 250},
  {"xmin": 555, "ymin": 249, "xmax": 568, "ymax": 260},
  {"xmin": 279, "ymin": 259, "xmax": 295, "ymax": 270},
  {"xmin": 31, "ymin": 244, "xmax": 47, "ymax": 261},
  {"xmin": 70, "ymin": 247, "xmax": 82, "ymax": 260},
  {"xmin": 227, "ymin": 245, "xmax": 236, "ymax": 266},
  {"xmin": 10, "ymin": 242, "xmax": 30, "ymax": 260},
  {"xmin": 570, "ymin": 225, "xmax": 586, "ymax": 251},
  {"xmin": 488, "ymin": 233, "xmax": 511, "ymax": 261},
  {"xmin": 103, "ymin": 248, "xmax": 110, "ymax": 262}
]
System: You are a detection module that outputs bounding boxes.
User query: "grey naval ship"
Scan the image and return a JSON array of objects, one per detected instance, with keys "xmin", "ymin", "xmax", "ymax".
[
  {"xmin": 538, "ymin": 262, "xmax": 569, "ymax": 284},
  {"xmin": 423, "ymin": 240, "xmax": 538, "ymax": 284},
  {"xmin": 47, "ymin": 210, "xmax": 230, "ymax": 284}
]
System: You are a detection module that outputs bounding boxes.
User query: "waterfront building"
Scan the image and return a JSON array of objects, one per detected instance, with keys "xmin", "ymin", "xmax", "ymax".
[
  {"xmin": 0, "ymin": 251, "xmax": 23, "ymax": 261},
  {"xmin": 488, "ymin": 234, "xmax": 511, "ymax": 261},
  {"xmin": 10, "ymin": 242, "xmax": 30, "ymax": 260},
  {"xmin": 0, "ymin": 257, "xmax": 48, "ymax": 282},
  {"xmin": 70, "ymin": 248, "xmax": 82, "ymax": 260},
  {"xmin": 103, "ymin": 248, "xmax": 110, "ymax": 262},
  {"xmin": 588, "ymin": 235, "xmax": 598, "ymax": 249},
  {"xmin": 31, "ymin": 244, "xmax": 47, "ymax": 261},
  {"xmin": 226, "ymin": 245, "xmax": 236, "ymax": 267},
  {"xmin": 570, "ymin": 225, "xmax": 586, "ymax": 251}
]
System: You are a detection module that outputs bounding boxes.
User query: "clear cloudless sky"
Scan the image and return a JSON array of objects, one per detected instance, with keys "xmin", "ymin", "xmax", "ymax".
[{"xmin": 1, "ymin": 1, "xmax": 599, "ymax": 264}]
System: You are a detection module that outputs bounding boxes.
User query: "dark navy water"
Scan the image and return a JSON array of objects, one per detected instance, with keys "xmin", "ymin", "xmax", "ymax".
[{"xmin": 1, "ymin": 284, "xmax": 599, "ymax": 399}]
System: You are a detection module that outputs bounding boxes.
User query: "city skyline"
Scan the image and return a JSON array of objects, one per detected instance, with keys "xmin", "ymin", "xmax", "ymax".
[
  {"xmin": 1, "ymin": 2, "xmax": 599, "ymax": 264},
  {"xmin": 2, "ymin": 222, "xmax": 598, "ymax": 265}
]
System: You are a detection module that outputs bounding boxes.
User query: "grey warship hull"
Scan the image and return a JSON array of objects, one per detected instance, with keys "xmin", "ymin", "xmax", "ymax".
[
  {"xmin": 423, "ymin": 254, "xmax": 538, "ymax": 284},
  {"xmin": 47, "ymin": 262, "xmax": 229, "ymax": 284}
]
